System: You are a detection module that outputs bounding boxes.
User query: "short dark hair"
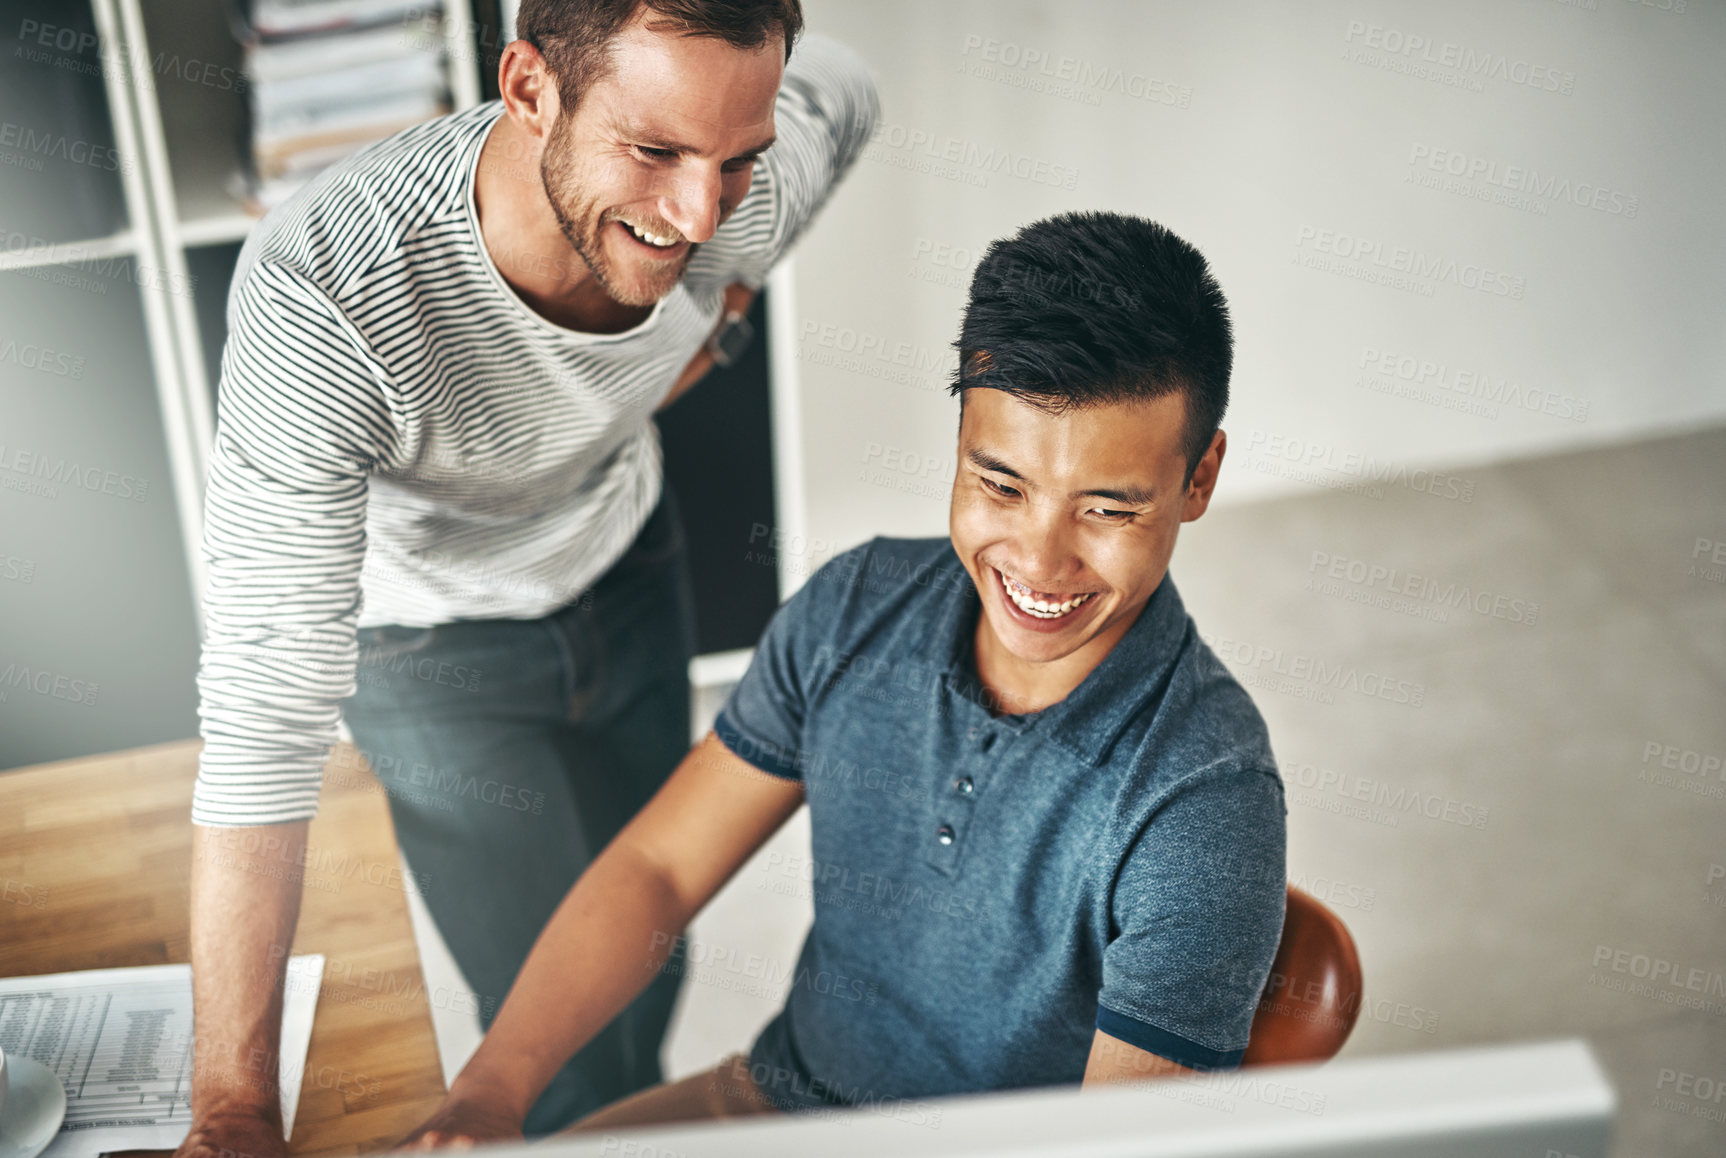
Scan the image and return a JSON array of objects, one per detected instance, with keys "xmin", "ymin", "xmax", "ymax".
[
  {"xmin": 950, "ymin": 211, "xmax": 1233, "ymax": 481},
  {"xmin": 515, "ymin": 0, "xmax": 803, "ymax": 110}
]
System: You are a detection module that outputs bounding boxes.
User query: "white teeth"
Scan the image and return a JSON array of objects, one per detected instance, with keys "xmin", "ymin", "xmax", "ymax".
[
  {"xmin": 625, "ymin": 221, "xmax": 677, "ymax": 248},
  {"xmin": 998, "ymin": 568, "xmax": 1092, "ymax": 619}
]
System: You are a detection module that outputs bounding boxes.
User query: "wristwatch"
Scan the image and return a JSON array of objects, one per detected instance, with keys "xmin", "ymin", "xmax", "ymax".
[{"xmin": 705, "ymin": 308, "xmax": 755, "ymax": 368}]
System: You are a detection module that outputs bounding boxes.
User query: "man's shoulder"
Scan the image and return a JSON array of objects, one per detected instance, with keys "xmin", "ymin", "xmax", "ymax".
[
  {"xmin": 1099, "ymin": 632, "xmax": 1285, "ymax": 892},
  {"xmin": 236, "ymin": 103, "xmax": 500, "ymax": 300},
  {"xmin": 1113, "ymin": 600, "xmax": 1283, "ymax": 806},
  {"xmin": 764, "ymin": 535, "xmax": 966, "ymax": 663}
]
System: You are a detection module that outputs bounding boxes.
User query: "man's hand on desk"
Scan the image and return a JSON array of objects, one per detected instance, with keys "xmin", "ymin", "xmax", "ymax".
[
  {"xmin": 172, "ymin": 1107, "xmax": 287, "ymax": 1158},
  {"xmin": 389, "ymin": 1087, "xmax": 524, "ymax": 1152}
]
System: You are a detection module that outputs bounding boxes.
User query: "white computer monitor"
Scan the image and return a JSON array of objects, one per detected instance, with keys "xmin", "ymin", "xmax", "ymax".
[{"xmin": 427, "ymin": 1037, "xmax": 1615, "ymax": 1158}]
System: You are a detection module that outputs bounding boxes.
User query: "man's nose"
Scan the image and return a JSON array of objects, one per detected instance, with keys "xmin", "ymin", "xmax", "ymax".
[
  {"xmin": 1011, "ymin": 508, "xmax": 1078, "ymax": 586},
  {"xmin": 658, "ymin": 164, "xmax": 723, "ymax": 244}
]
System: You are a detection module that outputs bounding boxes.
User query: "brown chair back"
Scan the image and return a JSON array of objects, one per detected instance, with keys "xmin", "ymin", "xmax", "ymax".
[{"xmin": 1241, "ymin": 885, "xmax": 1364, "ymax": 1067}]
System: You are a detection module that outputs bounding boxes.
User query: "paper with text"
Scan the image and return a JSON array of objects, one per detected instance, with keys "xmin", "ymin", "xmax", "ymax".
[{"xmin": 0, "ymin": 955, "xmax": 323, "ymax": 1157}]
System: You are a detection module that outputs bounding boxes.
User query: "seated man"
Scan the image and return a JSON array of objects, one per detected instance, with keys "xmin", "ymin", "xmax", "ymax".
[{"xmin": 394, "ymin": 211, "xmax": 1288, "ymax": 1145}]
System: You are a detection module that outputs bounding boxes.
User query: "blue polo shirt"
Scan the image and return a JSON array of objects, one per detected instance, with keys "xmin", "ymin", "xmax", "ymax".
[{"xmin": 712, "ymin": 536, "xmax": 1287, "ymax": 1110}]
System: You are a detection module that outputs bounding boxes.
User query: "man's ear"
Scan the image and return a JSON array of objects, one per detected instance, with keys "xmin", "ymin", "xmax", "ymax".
[
  {"xmin": 1180, "ymin": 429, "xmax": 1226, "ymax": 523},
  {"xmin": 497, "ymin": 39, "xmax": 560, "ymax": 142}
]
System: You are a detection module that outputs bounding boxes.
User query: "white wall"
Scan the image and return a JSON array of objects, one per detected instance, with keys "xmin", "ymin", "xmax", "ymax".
[{"xmin": 782, "ymin": 0, "xmax": 1726, "ymax": 554}]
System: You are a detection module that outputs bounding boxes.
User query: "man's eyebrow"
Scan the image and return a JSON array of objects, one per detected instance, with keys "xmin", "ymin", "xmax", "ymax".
[
  {"xmin": 733, "ymin": 133, "xmax": 776, "ymax": 160},
  {"xmin": 968, "ymin": 448, "xmax": 1155, "ymax": 505},
  {"xmin": 967, "ymin": 448, "xmax": 1024, "ymax": 479},
  {"xmin": 1075, "ymin": 483, "xmax": 1156, "ymax": 507}
]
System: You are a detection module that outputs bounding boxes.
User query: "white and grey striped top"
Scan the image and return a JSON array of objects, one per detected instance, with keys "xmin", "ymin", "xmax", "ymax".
[{"xmin": 192, "ymin": 35, "xmax": 878, "ymax": 826}]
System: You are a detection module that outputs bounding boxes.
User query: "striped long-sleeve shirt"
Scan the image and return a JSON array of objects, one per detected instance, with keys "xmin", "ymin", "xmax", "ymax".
[{"xmin": 192, "ymin": 35, "xmax": 878, "ymax": 826}]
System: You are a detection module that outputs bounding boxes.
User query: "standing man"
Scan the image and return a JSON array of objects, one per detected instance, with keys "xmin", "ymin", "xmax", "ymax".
[{"xmin": 178, "ymin": 4, "xmax": 876, "ymax": 1158}]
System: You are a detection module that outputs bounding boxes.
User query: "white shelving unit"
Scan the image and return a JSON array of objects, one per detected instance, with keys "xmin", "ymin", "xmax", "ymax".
[
  {"xmin": 0, "ymin": 229, "xmax": 140, "ymax": 272},
  {"xmin": 101, "ymin": 0, "xmax": 482, "ymax": 624},
  {"xmin": 67, "ymin": 0, "xmax": 213, "ymax": 615},
  {"xmin": 0, "ymin": 0, "xmax": 210, "ymax": 764}
]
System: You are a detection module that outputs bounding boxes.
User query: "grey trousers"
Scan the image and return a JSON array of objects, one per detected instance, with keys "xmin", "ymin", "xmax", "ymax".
[{"xmin": 340, "ymin": 493, "xmax": 696, "ymax": 1135}]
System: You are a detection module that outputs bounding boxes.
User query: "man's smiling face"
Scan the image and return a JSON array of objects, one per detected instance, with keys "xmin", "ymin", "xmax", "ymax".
[
  {"xmin": 950, "ymin": 387, "xmax": 1224, "ymax": 669},
  {"xmin": 537, "ymin": 15, "xmax": 782, "ymax": 307}
]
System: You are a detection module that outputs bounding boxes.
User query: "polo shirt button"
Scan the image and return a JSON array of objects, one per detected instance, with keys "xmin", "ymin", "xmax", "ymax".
[
  {"xmin": 967, "ymin": 726, "xmax": 980, "ymax": 740},
  {"xmin": 936, "ymin": 823, "xmax": 956, "ymax": 845},
  {"xmin": 953, "ymin": 776, "xmax": 974, "ymax": 796}
]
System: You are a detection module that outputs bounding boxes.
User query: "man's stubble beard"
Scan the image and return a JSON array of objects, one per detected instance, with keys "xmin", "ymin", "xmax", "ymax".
[{"xmin": 539, "ymin": 114, "xmax": 693, "ymax": 310}]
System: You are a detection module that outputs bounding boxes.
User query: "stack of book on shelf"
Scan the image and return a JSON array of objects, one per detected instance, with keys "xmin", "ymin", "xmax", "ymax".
[{"xmin": 231, "ymin": 0, "xmax": 453, "ymax": 212}]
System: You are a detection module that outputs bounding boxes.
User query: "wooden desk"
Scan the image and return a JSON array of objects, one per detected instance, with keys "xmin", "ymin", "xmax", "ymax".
[{"xmin": 0, "ymin": 740, "xmax": 447, "ymax": 1156}]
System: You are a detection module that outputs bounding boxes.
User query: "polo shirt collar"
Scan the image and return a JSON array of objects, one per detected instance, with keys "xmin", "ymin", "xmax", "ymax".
[{"xmin": 932, "ymin": 542, "xmax": 1191, "ymax": 767}]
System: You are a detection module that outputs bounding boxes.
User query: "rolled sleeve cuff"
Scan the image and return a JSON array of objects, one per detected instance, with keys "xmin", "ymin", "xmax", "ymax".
[
  {"xmin": 1096, "ymin": 1004, "xmax": 1246, "ymax": 1072},
  {"xmin": 713, "ymin": 708, "xmax": 804, "ymax": 782}
]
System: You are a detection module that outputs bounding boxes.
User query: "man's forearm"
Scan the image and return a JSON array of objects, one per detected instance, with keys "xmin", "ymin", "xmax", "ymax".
[
  {"xmin": 446, "ymin": 842, "xmax": 690, "ymax": 1119},
  {"xmin": 656, "ymin": 283, "xmax": 757, "ymax": 412},
  {"xmin": 188, "ymin": 820, "xmax": 310, "ymax": 1127}
]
